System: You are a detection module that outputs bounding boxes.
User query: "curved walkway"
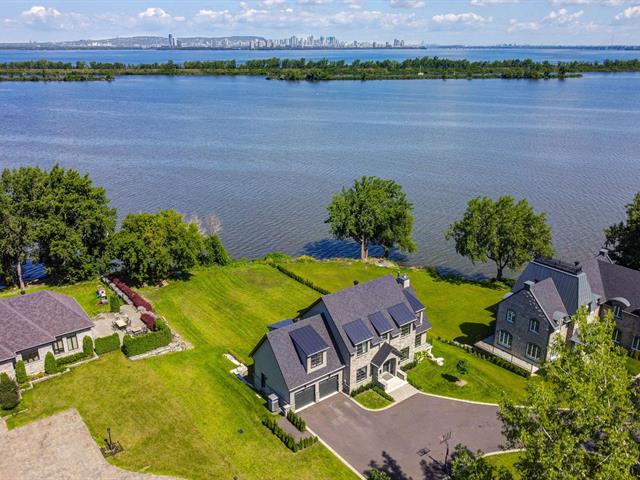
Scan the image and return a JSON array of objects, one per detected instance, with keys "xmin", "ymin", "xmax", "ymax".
[
  {"xmin": 0, "ymin": 409, "xmax": 180, "ymax": 480},
  {"xmin": 301, "ymin": 393, "xmax": 505, "ymax": 480}
]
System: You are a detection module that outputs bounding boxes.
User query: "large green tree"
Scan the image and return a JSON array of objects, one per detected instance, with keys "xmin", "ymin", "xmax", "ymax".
[
  {"xmin": 499, "ymin": 309, "xmax": 639, "ymax": 480},
  {"xmin": 0, "ymin": 165, "xmax": 114, "ymax": 287},
  {"xmin": 109, "ymin": 209, "xmax": 203, "ymax": 285},
  {"xmin": 326, "ymin": 176, "xmax": 416, "ymax": 260},
  {"xmin": 446, "ymin": 196, "xmax": 553, "ymax": 281},
  {"xmin": 450, "ymin": 445, "xmax": 512, "ymax": 480},
  {"xmin": 605, "ymin": 192, "xmax": 640, "ymax": 270}
]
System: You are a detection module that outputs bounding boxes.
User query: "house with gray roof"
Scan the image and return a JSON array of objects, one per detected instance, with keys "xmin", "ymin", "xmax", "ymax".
[
  {"xmin": 485, "ymin": 249, "xmax": 640, "ymax": 371},
  {"xmin": 251, "ymin": 274, "xmax": 431, "ymax": 411},
  {"xmin": 0, "ymin": 290, "xmax": 94, "ymax": 378}
]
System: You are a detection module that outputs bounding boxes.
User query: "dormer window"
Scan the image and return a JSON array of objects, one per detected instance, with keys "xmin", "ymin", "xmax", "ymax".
[
  {"xmin": 309, "ymin": 351, "xmax": 324, "ymax": 369},
  {"xmin": 400, "ymin": 324, "xmax": 411, "ymax": 337},
  {"xmin": 355, "ymin": 341, "xmax": 369, "ymax": 357}
]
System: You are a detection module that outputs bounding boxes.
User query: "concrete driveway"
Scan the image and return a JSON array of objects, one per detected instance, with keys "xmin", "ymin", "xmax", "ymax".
[{"xmin": 300, "ymin": 393, "xmax": 505, "ymax": 480}]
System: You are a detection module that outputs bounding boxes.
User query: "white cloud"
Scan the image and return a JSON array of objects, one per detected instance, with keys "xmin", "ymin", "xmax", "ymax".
[
  {"xmin": 136, "ymin": 7, "xmax": 183, "ymax": 27},
  {"xmin": 389, "ymin": 0, "xmax": 426, "ymax": 8},
  {"xmin": 470, "ymin": 0, "xmax": 519, "ymax": 5},
  {"xmin": 614, "ymin": 5, "xmax": 640, "ymax": 21},
  {"xmin": 543, "ymin": 7, "xmax": 584, "ymax": 24},
  {"xmin": 508, "ymin": 18, "xmax": 541, "ymax": 31},
  {"xmin": 432, "ymin": 12, "xmax": 492, "ymax": 25},
  {"xmin": 551, "ymin": 0, "xmax": 626, "ymax": 5},
  {"xmin": 508, "ymin": 7, "xmax": 585, "ymax": 32},
  {"xmin": 297, "ymin": 0, "xmax": 333, "ymax": 4},
  {"xmin": 20, "ymin": 5, "xmax": 63, "ymax": 29},
  {"xmin": 259, "ymin": 0, "xmax": 287, "ymax": 6},
  {"xmin": 343, "ymin": 0, "xmax": 363, "ymax": 8}
]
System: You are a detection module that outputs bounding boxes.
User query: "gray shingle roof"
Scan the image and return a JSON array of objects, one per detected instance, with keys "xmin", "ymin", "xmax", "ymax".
[
  {"xmin": 584, "ymin": 258, "xmax": 640, "ymax": 312},
  {"xmin": 264, "ymin": 314, "xmax": 344, "ymax": 391},
  {"xmin": 529, "ymin": 277, "xmax": 568, "ymax": 328},
  {"xmin": 371, "ymin": 342, "xmax": 402, "ymax": 367},
  {"xmin": 0, "ymin": 290, "xmax": 92, "ymax": 358},
  {"xmin": 514, "ymin": 260, "xmax": 596, "ymax": 315},
  {"xmin": 318, "ymin": 275, "xmax": 427, "ymax": 354}
]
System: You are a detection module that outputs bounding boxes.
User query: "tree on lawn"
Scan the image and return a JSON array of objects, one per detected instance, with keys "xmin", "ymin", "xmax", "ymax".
[
  {"xmin": 499, "ymin": 309, "xmax": 639, "ymax": 480},
  {"xmin": 326, "ymin": 176, "xmax": 416, "ymax": 260},
  {"xmin": 605, "ymin": 192, "xmax": 640, "ymax": 270},
  {"xmin": 109, "ymin": 209, "xmax": 203, "ymax": 285},
  {"xmin": 446, "ymin": 196, "xmax": 553, "ymax": 282}
]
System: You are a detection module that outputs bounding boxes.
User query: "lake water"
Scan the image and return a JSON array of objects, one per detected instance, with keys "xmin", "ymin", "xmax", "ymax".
[{"xmin": 1, "ymin": 48, "xmax": 640, "ymax": 277}]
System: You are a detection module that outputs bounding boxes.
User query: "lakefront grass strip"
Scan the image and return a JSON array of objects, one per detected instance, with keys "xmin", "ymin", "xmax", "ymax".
[{"xmin": 8, "ymin": 265, "xmax": 354, "ymax": 480}]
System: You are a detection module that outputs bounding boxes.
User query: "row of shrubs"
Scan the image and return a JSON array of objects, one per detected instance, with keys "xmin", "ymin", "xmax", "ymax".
[
  {"xmin": 109, "ymin": 276, "xmax": 154, "ymax": 312},
  {"xmin": 122, "ymin": 318, "xmax": 172, "ymax": 357},
  {"xmin": 273, "ymin": 264, "xmax": 331, "ymax": 295},
  {"xmin": 286, "ymin": 410, "xmax": 306, "ymax": 432},
  {"xmin": 262, "ymin": 416, "xmax": 318, "ymax": 452},
  {"xmin": 95, "ymin": 333, "xmax": 121, "ymax": 354},
  {"xmin": 350, "ymin": 382, "xmax": 395, "ymax": 402},
  {"xmin": 140, "ymin": 312, "xmax": 157, "ymax": 331},
  {"xmin": 435, "ymin": 337, "xmax": 532, "ymax": 378}
]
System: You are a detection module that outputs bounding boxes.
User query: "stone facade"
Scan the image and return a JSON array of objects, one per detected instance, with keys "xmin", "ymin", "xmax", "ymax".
[
  {"xmin": 602, "ymin": 304, "xmax": 640, "ymax": 352},
  {"xmin": 494, "ymin": 290, "xmax": 552, "ymax": 365}
]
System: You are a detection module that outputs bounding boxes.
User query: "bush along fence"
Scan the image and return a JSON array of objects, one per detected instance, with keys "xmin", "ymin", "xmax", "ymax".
[
  {"xmin": 273, "ymin": 264, "xmax": 331, "ymax": 295},
  {"xmin": 436, "ymin": 337, "xmax": 531, "ymax": 378},
  {"xmin": 122, "ymin": 318, "xmax": 172, "ymax": 357},
  {"xmin": 262, "ymin": 416, "xmax": 318, "ymax": 452},
  {"xmin": 286, "ymin": 410, "xmax": 306, "ymax": 432},
  {"xmin": 95, "ymin": 333, "xmax": 121, "ymax": 354},
  {"xmin": 350, "ymin": 382, "xmax": 395, "ymax": 403}
]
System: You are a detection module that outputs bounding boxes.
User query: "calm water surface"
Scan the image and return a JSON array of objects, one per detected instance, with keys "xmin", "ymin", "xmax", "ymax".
[{"xmin": 1, "ymin": 68, "xmax": 639, "ymax": 276}]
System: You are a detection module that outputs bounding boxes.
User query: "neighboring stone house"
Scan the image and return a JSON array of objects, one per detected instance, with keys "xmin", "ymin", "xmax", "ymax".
[
  {"xmin": 0, "ymin": 290, "xmax": 94, "ymax": 378},
  {"xmin": 485, "ymin": 250, "xmax": 640, "ymax": 371},
  {"xmin": 251, "ymin": 274, "xmax": 431, "ymax": 411}
]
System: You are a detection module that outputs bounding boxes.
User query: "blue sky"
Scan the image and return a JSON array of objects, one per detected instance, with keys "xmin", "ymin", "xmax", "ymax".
[{"xmin": 2, "ymin": 1, "xmax": 639, "ymax": 45}]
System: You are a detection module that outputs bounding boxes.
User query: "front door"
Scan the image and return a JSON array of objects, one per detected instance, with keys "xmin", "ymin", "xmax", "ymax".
[{"xmin": 383, "ymin": 358, "xmax": 396, "ymax": 375}]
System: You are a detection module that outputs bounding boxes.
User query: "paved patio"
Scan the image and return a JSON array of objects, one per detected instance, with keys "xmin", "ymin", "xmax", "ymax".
[
  {"xmin": 92, "ymin": 305, "xmax": 147, "ymax": 341},
  {"xmin": 301, "ymin": 393, "xmax": 505, "ymax": 480},
  {"xmin": 0, "ymin": 409, "xmax": 179, "ymax": 480}
]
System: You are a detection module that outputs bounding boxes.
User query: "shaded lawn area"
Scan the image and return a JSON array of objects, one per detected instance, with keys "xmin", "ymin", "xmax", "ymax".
[
  {"xmin": 486, "ymin": 451, "xmax": 522, "ymax": 479},
  {"xmin": 0, "ymin": 279, "xmax": 111, "ymax": 317},
  {"xmin": 626, "ymin": 356, "xmax": 640, "ymax": 376},
  {"xmin": 8, "ymin": 265, "xmax": 356, "ymax": 480},
  {"xmin": 353, "ymin": 389, "xmax": 393, "ymax": 410},
  {"xmin": 284, "ymin": 259, "xmax": 508, "ymax": 343},
  {"xmin": 406, "ymin": 339, "xmax": 529, "ymax": 404}
]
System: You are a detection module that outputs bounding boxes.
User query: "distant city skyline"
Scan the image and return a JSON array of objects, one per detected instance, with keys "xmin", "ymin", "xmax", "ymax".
[{"xmin": 1, "ymin": 1, "xmax": 640, "ymax": 46}]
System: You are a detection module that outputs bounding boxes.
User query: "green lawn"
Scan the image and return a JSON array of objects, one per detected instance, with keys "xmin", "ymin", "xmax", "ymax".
[
  {"xmin": 353, "ymin": 389, "xmax": 394, "ymax": 410},
  {"xmin": 626, "ymin": 356, "xmax": 640, "ymax": 376},
  {"xmin": 486, "ymin": 451, "xmax": 522, "ymax": 479},
  {"xmin": 8, "ymin": 265, "xmax": 355, "ymax": 480},
  {"xmin": 284, "ymin": 259, "xmax": 508, "ymax": 343},
  {"xmin": 0, "ymin": 279, "xmax": 111, "ymax": 317},
  {"xmin": 407, "ymin": 339, "xmax": 529, "ymax": 404}
]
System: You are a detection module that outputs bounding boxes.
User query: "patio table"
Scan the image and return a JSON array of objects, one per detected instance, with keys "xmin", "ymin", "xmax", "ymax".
[{"xmin": 114, "ymin": 319, "xmax": 127, "ymax": 329}]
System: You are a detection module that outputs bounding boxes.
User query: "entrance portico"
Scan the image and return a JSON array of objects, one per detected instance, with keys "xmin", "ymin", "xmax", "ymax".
[{"xmin": 371, "ymin": 343, "xmax": 407, "ymax": 392}]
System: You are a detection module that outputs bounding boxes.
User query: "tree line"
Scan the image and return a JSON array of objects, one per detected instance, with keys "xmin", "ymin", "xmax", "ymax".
[
  {"xmin": 3, "ymin": 56, "xmax": 640, "ymax": 82},
  {"xmin": 0, "ymin": 165, "xmax": 230, "ymax": 289}
]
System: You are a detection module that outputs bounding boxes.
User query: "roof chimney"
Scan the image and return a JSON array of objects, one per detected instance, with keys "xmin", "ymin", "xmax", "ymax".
[
  {"xmin": 598, "ymin": 248, "xmax": 609, "ymax": 257},
  {"xmin": 524, "ymin": 280, "xmax": 535, "ymax": 291},
  {"xmin": 397, "ymin": 274, "xmax": 410, "ymax": 289}
]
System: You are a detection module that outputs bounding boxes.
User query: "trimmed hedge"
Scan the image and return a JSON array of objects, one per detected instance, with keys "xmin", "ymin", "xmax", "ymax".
[
  {"xmin": 286, "ymin": 410, "xmax": 306, "ymax": 432},
  {"xmin": 57, "ymin": 352, "xmax": 90, "ymax": 366},
  {"xmin": 436, "ymin": 337, "xmax": 531, "ymax": 378},
  {"xmin": 44, "ymin": 352, "xmax": 58, "ymax": 374},
  {"xmin": 350, "ymin": 382, "xmax": 395, "ymax": 402},
  {"xmin": 110, "ymin": 277, "xmax": 153, "ymax": 312},
  {"xmin": 273, "ymin": 264, "xmax": 330, "ymax": 295},
  {"xmin": 83, "ymin": 336, "xmax": 94, "ymax": 356},
  {"xmin": 262, "ymin": 416, "xmax": 318, "ymax": 452},
  {"xmin": 122, "ymin": 318, "xmax": 172, "ymax": 357},
  {"xmin": 140, "ymin": 312, "xmax": 157, "ymax": 331},
  {"xmin": 95, "ymin": 333, "xmax": 121, "ymax": 354},
  {"xmin": 15, "ymin": 360, "xmax": 27, "ymax": 384}
]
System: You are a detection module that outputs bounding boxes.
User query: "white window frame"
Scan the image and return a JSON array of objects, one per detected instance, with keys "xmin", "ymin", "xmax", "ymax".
[
  {"xmin": 309, "ymin": 351, "xmax": 324, "ymax": 369},
  {"xmin": 529, "ymin": 318, "xmax": 540, "ymax": 334},
  {"xmin": 613, "ymin": 328, "xmax": 622, "ymax": 344},
  {"xmin": 355, "ymin": 366, "xmax": 367, "ymax": 383},
  {"xmin": 526, "ymin": 343, "xmax": 542, "ymax": 361},
  {"xmin": 632, "ymin": 336, "xmax": 640, "ymax": 352},
  {"xmin": 613, "ymin": 305, "xmax": 623, "ymax": 319},
  {"xmin": 497, "ymin": 330, "xmax": 513, "ymax": 348},
  {"xmin": 506, "ymin": 309, "xmax": 516, "ymax": 324},
  {"xmin": 355, "ymin": 341, "xmax": 369, "ymax": 357},
  {"xmin": 400, "ymin": 324, "xmax": 411, "ymax": 337}
]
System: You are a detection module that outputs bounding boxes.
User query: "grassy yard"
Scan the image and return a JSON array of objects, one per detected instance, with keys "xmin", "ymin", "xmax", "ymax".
[
  {"xmin": 284, "ymin": 259, "xmax": 508, "ymax": 343},
  {"xmin": 486, "ymin": 451, "xmax": 522, "ymax": 479},
  {"xmin": 353, "ymin": 389, "xmax": 393, "ymax": 410},
  {"xmin": 7, "ymin": 265, "xmax": 355, "ymax": 480},
  {"xmin": 0, "ymin": 279, "xmax": 112, "ymax": 317},
  {"xmin": 406, "ymin": 339, "xmax": 529, "ymax": 404}
]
